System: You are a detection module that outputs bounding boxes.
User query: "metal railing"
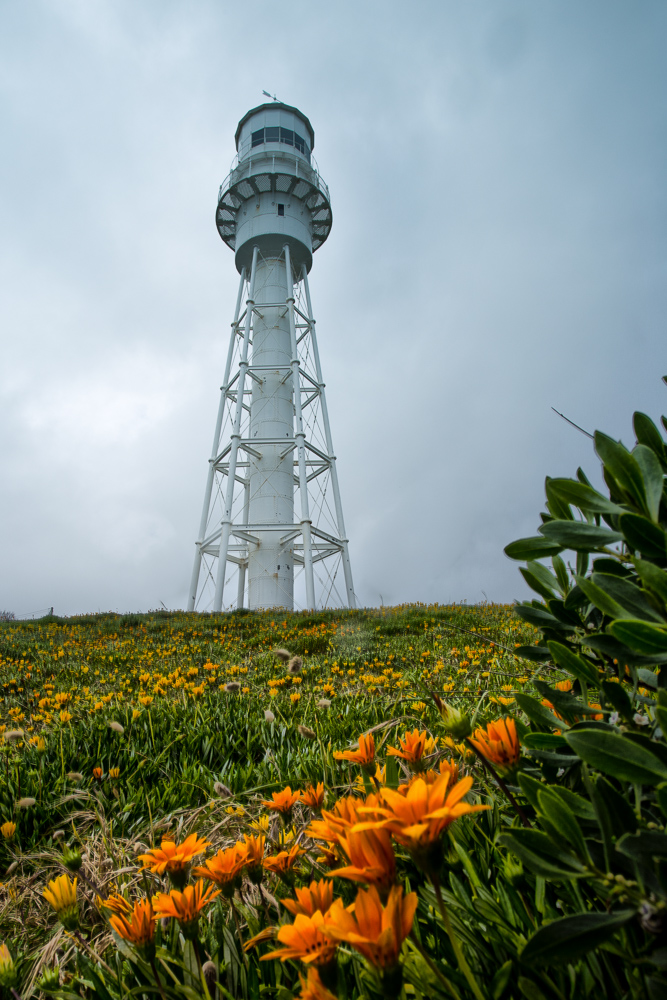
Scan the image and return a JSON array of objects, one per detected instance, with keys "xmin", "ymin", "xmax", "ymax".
[{"xmin": 219, "ymin": 149, "xmax": 330, "ymax": 206}]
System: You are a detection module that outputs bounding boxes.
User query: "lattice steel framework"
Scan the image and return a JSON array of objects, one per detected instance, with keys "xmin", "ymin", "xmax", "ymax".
[{"xmin": 187, "ymin": 248, "xmax": 355, "ymax": 612}]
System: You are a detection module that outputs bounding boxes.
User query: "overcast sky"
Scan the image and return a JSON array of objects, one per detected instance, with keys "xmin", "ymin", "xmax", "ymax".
[{"xmin": 1, "ymin": 0, "xmax": 666, "ymax": 616}]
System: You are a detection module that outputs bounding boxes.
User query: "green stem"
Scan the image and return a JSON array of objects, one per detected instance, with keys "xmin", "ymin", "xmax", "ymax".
[
  {"xmin": 432, "ymin": 877, "xmax": 485, "ymax": 1000},
  {"xmin": 149, "ymin": 955, "xmax": 168, "ymax": 1000},
  {"xmin": 409, "ymin": 932, "xmax": 462, "ymax": 1000},
  {"xmin": 465, "ymin": 738, "xmax": 531, "ymax": 828}
]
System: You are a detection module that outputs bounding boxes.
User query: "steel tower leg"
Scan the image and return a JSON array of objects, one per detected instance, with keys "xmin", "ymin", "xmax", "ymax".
[
  {"xmin": 301, "ymin": 266, "xmax": 356, "ymax": 608},
  {"xmin": 213, "ymin": 247, "xmax": 258, "ymax": 612},
  {"xmin": 285, "ymin": 246, "xmax": 316, "ymax": 609},
  {"xmin": 187, "ymin": 267, "xmax": 246, "ymax": 611}
]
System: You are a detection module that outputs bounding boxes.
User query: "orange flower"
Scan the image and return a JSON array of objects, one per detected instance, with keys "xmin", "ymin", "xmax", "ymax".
[
  {"xmin": 263, "ymin": 844, "xmax": 306, "ymax": 875},
  {"xmin": 263, "ymin": 910, "xmax": 338, "ymax": 966},
  {"xmin": 398, "ymin": 758, "xmax": 460, "ymax": 795},
  {"xmin": 387, "ymin": 729, "xmax": 438, "ymax": 770},
  {"xmin": 193, "ymin": 846, "xmax": 244, "ymax": 898},
  {"xmin": 333, "ymin": 733, "xmax": 375, "ymax": 771},
  {"xmin": 262, "ymin": 786, "xmax": 302, "ymax": 815},
  {"xmin": 301, "ymin": 783, "xmax": 325, "ymax": 810},
  {"xmin": 138, "ymin": 832, "xmax": 210, "ymax": 889},
  {"xmin": 362, "ymin": 773, "xmax": 488, "ymax": 874},
  {"xmin": 152, "ymin": 880, "xmax": 220, "ymax": 940},
  {"xmin": 297, "ymin": 968, "xmax": 339, "ymax": 1000},
  {"xmin": 307, "ymin": 794, "xmax": 383, "ymax": 845},
  {"xmin": 324, "ymin": 884, "xmax": 417, "ymax": 969},
  {"xmin": 92, "ymin": 767, "xmax": 103, "ymax": 781},
  {"xmin": 109, "ymin": 898, "xmax": 156, "ymax": 957},
  {"xmin": 468, "ymin": 718, "xmax": 521, "ymax": 776},
  {"xmin": 238, "ymin": 833, "xmax": 265, "ymax": 883},
  {"xmin": 329, "ymin": 828, "xmax": 396, "ymax": 895},
  {"xmin": 282, "ymin": 879, "xmax": 334, "ymax": 918}
]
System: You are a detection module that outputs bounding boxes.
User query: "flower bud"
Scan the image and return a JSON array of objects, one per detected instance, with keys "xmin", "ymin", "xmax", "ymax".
[
  {"xmin": 0, "ymin": 944, "xmax": 18, "ymax": 990},
  {"xmin": 62, "ymin": 845, "xmax": 83, "ymax": 872},
  {"xmin": 434, "ymin": 697, "xmax": 471, "ymax": 740}
]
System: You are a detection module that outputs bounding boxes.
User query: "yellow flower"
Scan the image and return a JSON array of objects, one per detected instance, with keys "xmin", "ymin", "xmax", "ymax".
[
  {"xmin": 329, "ymin": 828, "xmax": 396, "ymax": 894},
  {"xmin": 0, "ymin": 822, "xmax": 16, "ymax": 842},
  {"xmin": 282, "ymin": 879, "xmax": 334, "ymax": 918},
  {"xmin": 0, "ymin": 942, "xmax": 17, "ymax": 989},
  {"xmin": 43, "ymin": 874, "xmax": 79, "ymax": 930},
  {"xmin": 59, "ymin": 711, "xmax": 73, "ymax": 724}
]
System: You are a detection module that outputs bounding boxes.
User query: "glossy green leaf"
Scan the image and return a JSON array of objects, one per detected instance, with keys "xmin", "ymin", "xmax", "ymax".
[
  {"xmin": 497, "ymin": 830, "xmax": 586, "ymax": 879},
  {"xmin": 545, "ymin": 477, "xmax": 574, "ymax": 521},
  {"xmin": 513, "ymin": 604, "xmax": 569, "ymax": 630},
  {"xmin": 600, "ymin": 680, "xmax": 634, "ymax": 721},
  {"xmin": 617, "ymin": 829, "xmax": 667, "ymax": 862},
  {"xmin": 547, "ymin": 478, "xmax": 625, "ymax": 516},
  {"xmin": 521, "ymin": 910, "xmax": 635, "ymax": 966},
  {"xmin": 520, "ymin": 567, "xmax": 558, "ymax": 603},
  {"xmin": 553, "ymin": 554, "xmax": 570, "ymax": 593},
  {"xmin": 576, "ymin": 575, "xmax": 627, "ymax": 618},
  {"xmin": 538, "ymin": 519, "xmax": 623, "ymax": 551},
  {"xmin": 515, "ymin": 693, "xmax": 565, "ymax": 731},
  {"xmin": 514, "ymin": 644, "xmax": 552, "ymax": 661},
  {"xmin": 521, "ymin": 732, "xmax": 569, "ymax": 750},
  {"xmin": 634, "ymin": 411, "xmax": 667, "ymax": 464},
  {"xmin": 504, "ymin": 536, "xmax": 563, "ymax": 561},
  {"xmin": 635, "ymin": 560, "xmax": 667, "ymax": 606},
  {"xmin": 619, "ymin": 513, "xmax": 667, "ymax": 559},
  {"xmin": 547, "ymin": 641, "xmax": 599, "ymax": 686},
  {"xmin": 595, "ymin": 431, "xmax": 648, "ymax": 512},
  {"xmin": 537, "ymin": 787, "xmax": 590, "ymax": 864},
  {"xmin": 589, "ymin": 573, "xmax": 664, "ymax": 622},
  {"xmin": 565, "ymin": 727, "xmax": 667, "ymax": 784},
  {"xmin": 609, "ymin": 619, "xmax": 667, "ymax": 655},
  {"xmin": 634, "ymin": 444, "xmax": 664, "ymax": 523}
]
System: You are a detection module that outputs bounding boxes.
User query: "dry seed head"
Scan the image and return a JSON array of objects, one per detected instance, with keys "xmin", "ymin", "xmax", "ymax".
[
  {"xmin": 316, "ymin": 699, "xmax": 331, "ymax": 709},
  {"xmin": 53, "ymin": 830, "xmax": 65, "ymax": 840},
  {"xmin": 274, "ymin": 648, "xmax": 291, "ymax": 662},
  {"xmin": 17, "ymin": 797, "xmax": 36, "ymax": 808},
  {"xmin": 298, "ymin": 725, "xmax": 317, "ymax": 740},
  {"xmin": 4, "ymin": 730, "xmax": 24, "ymax": 742},
  {"xmin": 108, "ymin": 722, "xmax": 124, "ymax": 734},
  {"xmin": 202, "ymin": 961, "xmax": 218, "ymax": 998},
  {"xmin": 264, "ymin": 710, "xmax": 275, "ymax": 723},
  {"xmin": 287, "ymin": 656, "xmax": 303, "ymax": 675},
  {"xmin": 213, "ymin": 782, "xmax": 232, "ymax": 797},
  {"xmin": 224, "ymin": 682, "xmax": 241, "ymax": 693},
  {"xmin": 67, "ymin": 772, "xmax": 84, "ymax": 781},
  {"xmin": 6, "ymin": 861, "xmax": 18, "ymax": 876}
]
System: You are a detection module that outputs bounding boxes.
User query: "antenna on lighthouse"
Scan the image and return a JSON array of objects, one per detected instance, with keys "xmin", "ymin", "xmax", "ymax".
[{"xmin": 187, "ymin": 101, "xmax": 356, "ymax": 613}]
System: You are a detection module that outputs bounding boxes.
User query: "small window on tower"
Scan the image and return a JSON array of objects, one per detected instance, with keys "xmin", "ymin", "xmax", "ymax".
[
  {"xmin": 294, "ymin": 133, "xmax": 305, "ymax": 153},
  {"xmin": 251, "ymin": 128, "xmax": 264, "ymax": 148},
  {"xmin": 277, "ymin": 204, "xmax": 285, "ymax": 216},
  {"xmin": 280, "ymin": 128, "xmax": 294, "ymax": 146},
  {"xmin": 265, "ymin": 126, "xmax": 279, "ymax": 142}
]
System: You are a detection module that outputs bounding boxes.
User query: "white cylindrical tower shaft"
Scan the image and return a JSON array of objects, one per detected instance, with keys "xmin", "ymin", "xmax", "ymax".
[{"xmin": 246, "ymin": 257, "xmax": 295, "ymax": 608}]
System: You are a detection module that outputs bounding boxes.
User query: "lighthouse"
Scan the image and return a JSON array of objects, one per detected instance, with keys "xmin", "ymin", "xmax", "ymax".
[{"xmin": 187, "ymin": 102, "xmax": 355, "ymax": 612}]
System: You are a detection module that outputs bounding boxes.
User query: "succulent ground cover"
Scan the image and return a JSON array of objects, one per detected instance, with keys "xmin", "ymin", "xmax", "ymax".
[{"xmin": 2, "ymin": 392, "xmax": 667, "ymax": 999}]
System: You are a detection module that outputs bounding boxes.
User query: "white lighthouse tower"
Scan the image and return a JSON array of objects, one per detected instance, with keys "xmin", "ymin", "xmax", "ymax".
[{"xmin": 187, "ymin": 101, "xmax": 356, "ymax": 612}]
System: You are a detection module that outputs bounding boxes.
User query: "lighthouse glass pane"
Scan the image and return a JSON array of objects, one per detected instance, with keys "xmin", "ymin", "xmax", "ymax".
[
  {"xmin": 265, "ymin": 126, "xmax": 279, "ymax": 142},
  {"xmin": 251, "ymin": 129, "xmax": 264, "ymax": 147},
  {"xmin": 280, "ymin": 128, "xmax": 294, "ymax": 146},
  {"xmin": 294, "ymin": 133, "xmax": 305, "ymax": 153}
]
